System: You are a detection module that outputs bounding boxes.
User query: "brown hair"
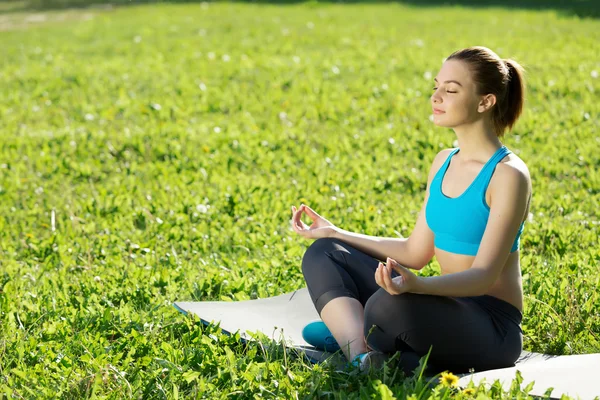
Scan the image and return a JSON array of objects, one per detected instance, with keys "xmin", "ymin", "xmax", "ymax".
[{"xmin": 446, "ymin": 46, "xmax": 526, "ymax": 137}]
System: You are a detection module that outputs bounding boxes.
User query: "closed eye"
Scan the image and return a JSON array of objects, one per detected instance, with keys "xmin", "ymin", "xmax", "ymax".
[{"xmin": 432, "ymin": 87, "xmax": 456, "ymax": 93}]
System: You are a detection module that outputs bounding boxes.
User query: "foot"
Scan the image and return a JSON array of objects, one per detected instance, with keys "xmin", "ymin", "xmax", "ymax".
[
  {"xmin": 349, "ymin": 350, "xmax": 391, "ymax": 374},
  {"xmin": 301, "ymin": 320, "xmax": 341, "ymax": 352}
]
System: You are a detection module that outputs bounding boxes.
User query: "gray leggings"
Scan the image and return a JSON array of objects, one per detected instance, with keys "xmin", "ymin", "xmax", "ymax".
[{"xmin": 301, "ymin": 237, "xmax": 523, "ymax": 374}]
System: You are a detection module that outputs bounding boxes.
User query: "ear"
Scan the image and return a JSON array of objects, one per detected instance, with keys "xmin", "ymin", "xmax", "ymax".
[{"xmin": 477, "ymin": 93, "xmax": 497, "ymax": 113}]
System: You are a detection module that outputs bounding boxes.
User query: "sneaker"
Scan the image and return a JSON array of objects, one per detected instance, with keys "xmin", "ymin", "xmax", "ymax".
[
  {"xmin": 301, "ymin": 320, "xmax": 341, "ymax": 352},
  {"xmin": 350, "ymin": 350, "xmax": 390, "ymax": 374}
]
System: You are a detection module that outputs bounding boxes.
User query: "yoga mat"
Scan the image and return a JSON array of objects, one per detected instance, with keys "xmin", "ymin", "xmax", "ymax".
[{"xmin": 174, "ymin": 287, "xmax": 600, "ymax": 399}]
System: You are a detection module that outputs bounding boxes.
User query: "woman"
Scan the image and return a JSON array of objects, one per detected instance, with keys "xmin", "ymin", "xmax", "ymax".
[{"xmin": 291, "ymin": 46, "xmax": 532, "ymax": 375}]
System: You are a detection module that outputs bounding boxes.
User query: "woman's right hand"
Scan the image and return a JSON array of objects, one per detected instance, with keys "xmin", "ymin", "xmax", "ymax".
[{"xmin": 290, "ymin": 204, "xmax": 338, "ymax": 240}]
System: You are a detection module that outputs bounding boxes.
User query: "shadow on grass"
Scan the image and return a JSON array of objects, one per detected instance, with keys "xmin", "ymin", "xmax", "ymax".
[{"xmin": 1, "ymin": 0, "xmax": 599, "ymax": 19}]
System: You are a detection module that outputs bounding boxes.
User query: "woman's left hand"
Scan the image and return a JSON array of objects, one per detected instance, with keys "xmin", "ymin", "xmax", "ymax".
[{"xmin": 375, "ymin": 257, "xmax": 419, "ymax": 295}]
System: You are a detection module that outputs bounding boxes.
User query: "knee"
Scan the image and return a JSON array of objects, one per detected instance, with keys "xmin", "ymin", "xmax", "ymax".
[
  {"xmin": 301, "ymin": 237, "xmax": 341, "ymax": 274},
  {"xmin": 364, "ymin": 290, "xmax": 413, "ymax": 333}
]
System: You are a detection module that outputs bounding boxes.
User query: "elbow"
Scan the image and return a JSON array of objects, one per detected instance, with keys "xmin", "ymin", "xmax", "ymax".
[
  {"xmin": 472, "ymin": 270, "xmax": 496, "ymax": 296},
  {"xmin": 417, "ymin": 257, "xmax": 434, "ymax": 271},
  {"xmin": 414, "ymin": 252, "xmax": 435, "ymax": 271}
]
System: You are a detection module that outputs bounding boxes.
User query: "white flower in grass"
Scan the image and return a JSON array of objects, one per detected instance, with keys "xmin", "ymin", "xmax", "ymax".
[
  {"xmin": 133, "ymin": 35, "xmax": 142, "ymax": 43},
  {"xmin": 196, "ymin": 204, "xmax": 209, "ymax": 213},
  {"xmin": 307, "ymin": 22, "xmax": 314, "ymax": 29},
  {"xmin": 424, "ymin": 71, "xmax": 432, "ymax": 80},
  {"xmin": 222, "ymin": 54, "xmax": 230, "ymax": 62},
  {"xmin": 207, "ymin": 52, "xmax": 215, "ymax": 60},
  {"xmin": 85, "ymin": 113, "xmax": 94, "ymax": 121},
  {"xmin": 591, "ymin": 70, "xmax": 598, "ymax": 78},
  {"xmin": 332, "ymin": 66, "xmax": 340, "ymax": 75},
  {"xmin": 213, "ymin": 126, "xmax": 221, "ymax": 133},
  {"xmin": 199, "ymin": 82, "xmax": 207, "ymax": 91},
  {"xmin": 292, "ymin": 56, "xmax": 301, "ymax": 63}
]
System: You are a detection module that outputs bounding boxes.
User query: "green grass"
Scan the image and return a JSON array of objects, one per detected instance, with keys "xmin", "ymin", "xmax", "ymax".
[{"xmin": 0, "ymin": 1, "xmax": 599, "ymax": 398}]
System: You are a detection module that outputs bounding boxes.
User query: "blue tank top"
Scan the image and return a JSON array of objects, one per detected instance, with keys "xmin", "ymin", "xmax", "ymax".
[{"xmin": 425, "ymin": 145, "xmax": 525, "ymax": 256}]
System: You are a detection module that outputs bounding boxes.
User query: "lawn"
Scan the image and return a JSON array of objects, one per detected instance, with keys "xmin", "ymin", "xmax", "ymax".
[{"xmin": 0, "ymin": 0, "xmax": 599, "ymax": 398}]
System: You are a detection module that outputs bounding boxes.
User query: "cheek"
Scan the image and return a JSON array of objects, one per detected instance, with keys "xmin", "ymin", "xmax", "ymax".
[{"xmin": 449, "ymin": 96, "xmax": 475, "ymax": 117}]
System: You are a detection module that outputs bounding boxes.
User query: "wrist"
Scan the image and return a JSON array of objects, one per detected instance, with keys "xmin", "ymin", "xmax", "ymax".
[
  {"xmin": 412, "ymin": 275, "xmax": 426, "ymax": 294},
  {"xmin": 329, "ymin": 225, "xmax": 343, "ymax": 239}
]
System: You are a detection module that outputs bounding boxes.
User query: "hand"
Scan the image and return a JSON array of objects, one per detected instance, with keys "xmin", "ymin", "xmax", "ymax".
[
  {"xmin": 290, "ymin": 204, "xmax": 337, "ymax": 240},
  {"xmin": 375, "ymin": 257, "xmax": 418, "ymax": 295}
]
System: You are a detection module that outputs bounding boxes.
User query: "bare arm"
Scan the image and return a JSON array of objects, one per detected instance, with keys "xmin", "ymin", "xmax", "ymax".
[
  {"xmin": 330, "ymin": 149, "xmax": 453, "ymax": 270},
  {"xmin": 331, "ymin": 228, "xmax": 417, "ymax": 268}
]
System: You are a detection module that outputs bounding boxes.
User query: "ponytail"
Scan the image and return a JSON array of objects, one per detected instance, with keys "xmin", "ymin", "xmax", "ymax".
[{"xmin": 495, "ymin": 59, "xmax": 526, "ymax": 137}]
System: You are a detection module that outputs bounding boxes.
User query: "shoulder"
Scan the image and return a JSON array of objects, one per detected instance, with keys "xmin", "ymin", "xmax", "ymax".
[
  {"xmin": 430, "ymin": 148, "xmax": 456, "ymax": 172},
  {"xmin": 425, "ymin": 148, "xmax": 455, "ymax": 185},
  {"xmin": 491, "ymin": 154, "xmax": 531, "ymax": 200}
]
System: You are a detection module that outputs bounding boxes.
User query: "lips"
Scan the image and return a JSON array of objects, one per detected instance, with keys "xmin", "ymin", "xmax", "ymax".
[{"xmin": 433, "ymin": 108, "xmax": 445, "ymax": 114}]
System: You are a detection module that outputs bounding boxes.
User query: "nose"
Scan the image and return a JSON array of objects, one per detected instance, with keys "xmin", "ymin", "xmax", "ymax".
[{"xmin": 431, "ymin": 91, "xmax": 441, "ymax": 104}]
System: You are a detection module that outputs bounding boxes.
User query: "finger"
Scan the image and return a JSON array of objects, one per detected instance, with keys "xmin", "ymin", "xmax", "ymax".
[
  {"xmin": 387, "ymin": 257, "xmax": 402, "ymax": 272},
  {"xmin": 378, "ymin": 262, "xmax": 388, "ymax": 290},
  {"xmin": 375, "ymin": 263, "xmax": 384, "ymax": 288},
  {"xmin": 291, "ymin": 208, "xmax": 299, "ymax": 230},
  {"xmin": 292, "ymin": 206, "xmax": 304, "ymax": 229},
  {"xmin": 302, "ymin": 204, "xmax": 320, "ymax": 219},
  {"xmin": 291, "ymin": 208, "xmax": 305, "ymax": 232},
  {"xmin": 390, "ymin": 261, "xmax": 409, "ymax": 277},
  {"xmin": 383, "ymin": 260, "xmax": 395, "ymax": 289}
]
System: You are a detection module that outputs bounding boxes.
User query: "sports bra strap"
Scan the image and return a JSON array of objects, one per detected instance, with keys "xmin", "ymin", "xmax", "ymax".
[{"xmin": 477, "ymin": 147, "xmax": 512, "ymax": 194}]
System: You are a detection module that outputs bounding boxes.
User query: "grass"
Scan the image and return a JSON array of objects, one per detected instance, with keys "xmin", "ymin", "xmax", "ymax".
[{"xmin": 0, "ymin": 0, "xmax": 599, "ymax": 398}]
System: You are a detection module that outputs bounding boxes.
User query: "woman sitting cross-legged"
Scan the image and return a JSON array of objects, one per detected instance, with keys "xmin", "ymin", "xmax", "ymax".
[{"xmin": 291, "ymin": 46, "xmax": 532, "ymax": 376}]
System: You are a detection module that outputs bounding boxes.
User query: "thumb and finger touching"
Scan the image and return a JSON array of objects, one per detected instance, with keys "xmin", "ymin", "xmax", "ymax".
[{"xmin": 291, "ymin": 206, "xmax": 309, "ymax": 232}]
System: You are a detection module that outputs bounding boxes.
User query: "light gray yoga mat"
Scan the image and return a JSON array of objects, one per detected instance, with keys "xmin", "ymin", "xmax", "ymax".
[{"xmin": 174, "ymin": 287, "xmax": 600, "ymax": 400}]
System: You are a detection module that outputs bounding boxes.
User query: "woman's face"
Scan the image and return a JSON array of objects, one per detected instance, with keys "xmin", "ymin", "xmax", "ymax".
[{"xmin": 430, "ymin": 59, "xmax": 484, "ymax": 129}]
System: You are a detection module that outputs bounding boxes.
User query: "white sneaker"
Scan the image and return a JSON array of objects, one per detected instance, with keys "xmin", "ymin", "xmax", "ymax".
[{"xmin": 353, "ymin": 351, "xmax": 391, "ymax": 373}]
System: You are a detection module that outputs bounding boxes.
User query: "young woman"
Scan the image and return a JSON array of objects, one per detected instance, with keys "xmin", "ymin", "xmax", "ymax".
[{"xmin": 291, "ymin": 46, "xmax": 532, "ymax": 375}]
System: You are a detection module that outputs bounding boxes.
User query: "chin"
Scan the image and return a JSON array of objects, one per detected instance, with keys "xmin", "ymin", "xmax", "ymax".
[
  {"xmin": 433, "ymin": 114, "xmax": 462, "ymax": 129},
  {"xmin": 432, "ymin": 115, "xmax": 449, "ymax": 127}
]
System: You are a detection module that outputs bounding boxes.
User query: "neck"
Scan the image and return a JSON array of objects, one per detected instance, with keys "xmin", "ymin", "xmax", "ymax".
[{"xmin": 452, "ymin": 119, "xmax": 503, "ymax": 163}]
